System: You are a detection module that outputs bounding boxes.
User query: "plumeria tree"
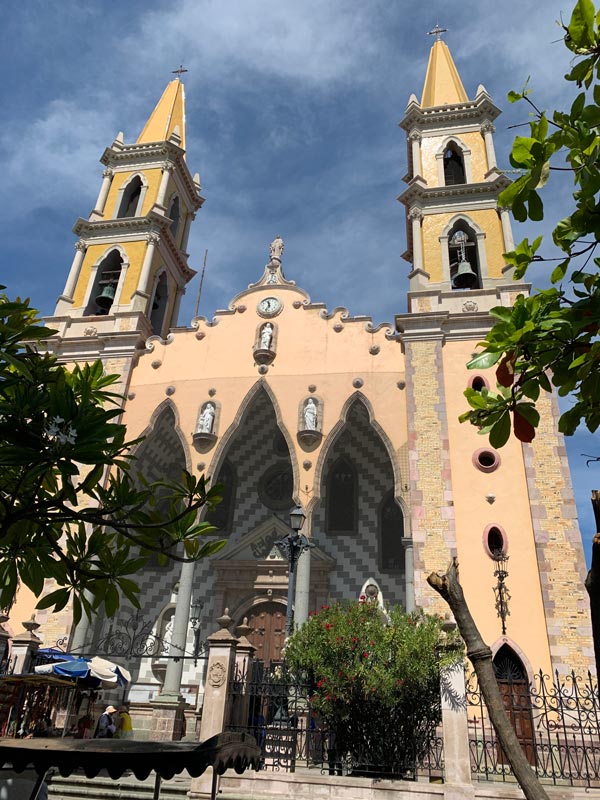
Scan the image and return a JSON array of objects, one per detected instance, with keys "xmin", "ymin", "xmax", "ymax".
[
  {"xmin": 0, "ymin": 290, "xmax": 224, "ymax": 622},
  {"xmin": 285, "ymin": 601, "xmax": 461, "ymax": 777},
  {"xmin": 461, "ymin": 0, "xmax": 600, "ymax": 447}
]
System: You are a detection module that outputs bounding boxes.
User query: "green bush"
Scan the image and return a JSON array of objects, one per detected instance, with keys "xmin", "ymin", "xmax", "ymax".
[{"xmin": 285, "ymin": 601, "xmax": 462, "ymax": 776}]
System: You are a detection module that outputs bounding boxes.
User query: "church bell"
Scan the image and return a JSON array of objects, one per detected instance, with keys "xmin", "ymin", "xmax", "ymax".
[
  {"xmin": 95, "ymin": 282, "xmax": 116, "ymax": 309},
  {"xmin": 452, "ymin": 259, "xmax": 478, "ymax": 289}
]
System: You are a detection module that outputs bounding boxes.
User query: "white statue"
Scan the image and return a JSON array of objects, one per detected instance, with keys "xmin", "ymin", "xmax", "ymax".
[
  {"xmin": 270, "ymin": 236, "xmax": 284, "ymax": 261},
  {"xmin": 304, "ymin": 398, "xmax": 318, "ymax": 430},
  {"xmin": 197, "ymin": 402, "xmax": 215, "ymax": 434},
  {"xmin": 260, "ymin": 323, "xmax": 273, "ymax": 350}
]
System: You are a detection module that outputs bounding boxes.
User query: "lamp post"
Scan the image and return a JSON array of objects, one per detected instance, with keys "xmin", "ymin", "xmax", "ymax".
[
  {"xmin": 189, "ymin": 597, "xmax": 204, "ymax": 666},
  {"xmin": 276, "ymin": 505, "xmax": 309, "ymax": 637}
]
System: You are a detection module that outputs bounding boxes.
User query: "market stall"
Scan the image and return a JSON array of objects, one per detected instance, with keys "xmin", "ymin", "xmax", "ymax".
[{"xmin": 0, "ymin": 730, "xmax": 260, "ymax": 800}]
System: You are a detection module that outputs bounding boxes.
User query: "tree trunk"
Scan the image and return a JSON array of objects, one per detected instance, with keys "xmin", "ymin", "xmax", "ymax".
[
  {"xmin": 427, "ymin": 559, "xmax": 549, "ymax": 800},
  {"xmin": 585, "ymin": 491, "xmax": 600, "ymax": 679}
]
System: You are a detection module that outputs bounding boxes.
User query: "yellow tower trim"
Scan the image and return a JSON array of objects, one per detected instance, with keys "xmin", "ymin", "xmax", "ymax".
[
  {"xmin": 136, "ymin": 79, "xmax": 186, "ymax": 151},
  {"xmin": 421, "ymin": 40, "xmax": 468, "ymax": 108}
]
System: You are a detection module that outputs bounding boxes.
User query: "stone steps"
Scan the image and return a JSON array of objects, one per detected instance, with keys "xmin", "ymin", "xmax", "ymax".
[{"xmin": 48, "ymin": 772, "xmax": 191, "ymax": 800}]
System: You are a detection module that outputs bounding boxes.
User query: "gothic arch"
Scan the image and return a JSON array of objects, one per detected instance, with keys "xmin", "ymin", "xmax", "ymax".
[
  {"xmin": 208, "ymin": 380, "xmax": 299, "ymax": 499},
  {"xmin": 132, "ymin": 398, "xmax": 193, "ymax": 473},
  {"xmin": 167, "ymin": 193, "xmax": 181, "ymax": 240},
  {"xmin": 439, "ymin": 213, "xmax": 488, "ymax": 288},
  {"xmin": 311, "ymin": 392, "xmax": 404, "ymax": 516},
  {"xmin": 435, "ymin": 136, "xmax": 473, "ymax": 185},
  {"xmin": 114, "ymin": 172, "xmax": 149, "ymax": 219},
  {"xmin": 490, "ymin": 636, "xmax": 535, "ymax": 684},
  {"xmin": 83, "ymin": 245, "xmax": 130, "ymax": 316}
]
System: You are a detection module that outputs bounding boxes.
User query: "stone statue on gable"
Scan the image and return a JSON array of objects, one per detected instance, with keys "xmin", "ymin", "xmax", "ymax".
[
  {"xmin": 260, "ymin": 323, "xmax": 274, "ymax": 350},
  {"xmin": 270, "ymin": 235, "xmax": 284, "ymax": 262},
  {"xmin": 304, "ymin": 398, "xmax": 318, "ymax": 431}
]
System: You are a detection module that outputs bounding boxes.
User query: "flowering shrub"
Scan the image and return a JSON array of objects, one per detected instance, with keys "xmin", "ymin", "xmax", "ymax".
[{"xmin": 285, "ymin": 602, "xmax": 462, "ymax": 776}]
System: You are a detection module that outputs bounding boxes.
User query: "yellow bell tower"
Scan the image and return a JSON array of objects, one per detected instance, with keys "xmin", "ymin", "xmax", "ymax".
[
  {"xmin": 399, "ymin": 32, "xmax": 523, "ymax": 313},
  {"xmin": 49, "ymin": 77, "xmax": 203, "ymax": 361}
]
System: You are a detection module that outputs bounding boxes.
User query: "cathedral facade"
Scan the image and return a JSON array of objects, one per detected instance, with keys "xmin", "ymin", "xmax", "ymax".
[{"xmin": 40, "ymin": 39, "xmax": 593, "ymax": 704}]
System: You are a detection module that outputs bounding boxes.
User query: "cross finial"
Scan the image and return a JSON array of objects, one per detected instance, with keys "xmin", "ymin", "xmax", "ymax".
[
  {"xmin": 172, "ymin": 64, "xmax": 188, "ymax": 80},
  {"xmin": 427, "ymin": 24, "xmax": 448, "ymax": 41}
]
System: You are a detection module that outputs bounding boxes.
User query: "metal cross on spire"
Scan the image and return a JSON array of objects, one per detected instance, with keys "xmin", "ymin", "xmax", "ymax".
[
  {"xmin": 172, "ymin": 64, "xmax": 188, "ymax": 80},
  {"xmin": 427, "ymin": 23, "xmax": 448, "ymax": 41}
]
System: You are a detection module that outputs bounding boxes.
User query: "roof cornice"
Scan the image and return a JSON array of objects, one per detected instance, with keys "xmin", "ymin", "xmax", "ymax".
[
  {"xmin": 398, "ymin": 173, "xmax": 511, "ymax": 208},
  {"xmin": 400, "ymin": 93, "xmax": 501, "ymax": 132},
  {"xmin": 100, "ymin": 141, "xmax": 203, "ymax": 210}
]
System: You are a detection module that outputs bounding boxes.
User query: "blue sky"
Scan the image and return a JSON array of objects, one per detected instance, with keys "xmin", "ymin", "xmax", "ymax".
[{"xmin": 2, "ymin": 1, "xmax": 598, "ymax": 561}]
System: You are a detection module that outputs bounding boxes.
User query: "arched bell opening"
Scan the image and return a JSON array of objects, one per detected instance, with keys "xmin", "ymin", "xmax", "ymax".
[
  {"xmin": 85, "ymin": 249, "xmax": 123, "ymax": 316},
  {"xmin": 117, "ymin": 175, "xmax": 144, "ymax": 218},
  {"xmin": 150, "ymin": 271, "xmax": 169, "ymax": 336},
  {"xmin": 448, "ymin": 221, "xmax": 481, "ymax": 290},
  {"xmin": 168, "ymin": 195, "xmax": 181, "ymax": 240},
  {"xmin": 443, "ymin": 142, "xmax": 466, "ymax": 185}
]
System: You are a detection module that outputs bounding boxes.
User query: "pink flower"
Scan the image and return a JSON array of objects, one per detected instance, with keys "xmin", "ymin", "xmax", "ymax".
[{"xmin": 363, "ymin": 652, "xmax": 369, "ymax": 659}]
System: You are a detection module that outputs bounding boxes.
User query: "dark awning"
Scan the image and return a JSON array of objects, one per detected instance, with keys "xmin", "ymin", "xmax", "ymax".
[{"xmin": 0, "ymin": 731, "xmax": 260, "ymax": 781}]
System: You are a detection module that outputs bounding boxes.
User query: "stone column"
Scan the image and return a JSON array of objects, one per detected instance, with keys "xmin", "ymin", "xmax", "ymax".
[
  {"xmin": 441, "ymin": 661, "xmax": 473, "ymax": 797},
  {"xmin": 159, "ymin": 560, "xmax": 195, "ymax": 701},
  {"xmin": 294, "ymin": 516, "xmax": 312, "ymax": 628},
  {"xmin": 57, "ymin": 241, "xmax": 86, "ymax": 307},
  {"xmin": 188, "ymin": 610, "xmax": 239, "ymax": 800},
  {"xmin": 132, "ymin": 233, "xmax": 160, "ymax": 310},
  {"xmin": 149, "ymin": 560, "xmax": 194, "ymax": 741},
  {"xmin": 409, "ymin": 130, "xmax": 422, "ymax": 177},
  {"xmin": 409, "ymin": 208, "xmax": 424, "ymax": 271},
  {"xmin": 69, "ymin": 591, "xmax": 94, "ymax": 654},
  {"xmin": 155, "ymin": 162, "xmax": 174, "ymax": 209},
  {"xmin": 402, "ymin": 538, "xmax": 415, "ymax": 613},
  {"xmin": 481, "ymin": 121, "xmax": 497, "ymax": 171},
  {"xmin": 499, "ymin": 207, "xmax": 515, "ymax": 253},
  {"xmin": 11, "ymin": 616, "xmax": 41, "ymax": 674},
  {"xmin": 90, "ymin": 168, "xmax": 113, "ymax": 220},
  {"xmin": 171, "ymin": 287, "xmax": 185, "ymax": 327}
]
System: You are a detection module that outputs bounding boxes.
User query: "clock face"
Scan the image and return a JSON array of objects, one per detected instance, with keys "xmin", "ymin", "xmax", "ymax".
[{"xmin": 257, "ymin": 296, "xmax": 282, "ymax": 317}]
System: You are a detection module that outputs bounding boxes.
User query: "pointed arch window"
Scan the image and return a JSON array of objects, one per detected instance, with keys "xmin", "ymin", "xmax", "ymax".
[
  {"xmin": 117, "ymin": 175, "xmax": 143, "ymax": 218},
  {"xmin": 168, "ymin": 196, "xmax": 181, "ymax": 239},
  {"xmin": 443, "ymin": 143, "xmax": 466, "ymax": 185},
  {"xmin": 85, "ymin": 249, "xmax": 123, "ymax": 316},
  {"xmin": 150, "ymin": 271, "xmax": 169, "ymax": 336},
  {"xmin": 206, "ymin": 460, "xmax": 237, "ymax": 533},
  {"xmin": 326, "ymin": 456, "xmax": 357, "ymax": 535},
  {"xmin": 448, "ymin": 222, "xmax": 481, "ymax": 290},
  {"xmin": 379, "ymin": 492, "xmax": 405, "ymax": 573},
  {"xmin": 493, "ymin": 645, "xmax": 535, "ymax": 765}
]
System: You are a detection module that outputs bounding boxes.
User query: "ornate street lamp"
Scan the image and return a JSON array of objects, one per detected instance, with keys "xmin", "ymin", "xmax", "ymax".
[
  {"xmin": 276, "ymin": 505, "xmax": 310, "ymax": 637},
  {"xmin": 492, "ymin": 549, "xmax": 510, "ymax": 636}
]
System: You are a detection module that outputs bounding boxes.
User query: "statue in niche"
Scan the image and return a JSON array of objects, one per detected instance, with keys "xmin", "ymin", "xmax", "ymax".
[
  {"xmin": 303, "ymin": 398, "xmax": 318, "ymax": 431},
  {"xmin": 270, "ymin": 235, "xmax": 284, "ymax": 261},
  {"xmin": 260, "ymin": 323, "xmax": 274, "ymax": 351},
  {"xmin": 196, "ymin": 402, "xmax": 215, "ymax": 434}
]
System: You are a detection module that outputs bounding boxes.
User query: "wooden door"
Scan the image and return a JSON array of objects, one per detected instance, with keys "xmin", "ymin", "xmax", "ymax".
[
  {"xmin": 246, "ymin": 603, "xmax": 286, "ymax": 664},
  {"xmin": 494, "ymin": 646, "xmax": 535, "ymax": 766}
]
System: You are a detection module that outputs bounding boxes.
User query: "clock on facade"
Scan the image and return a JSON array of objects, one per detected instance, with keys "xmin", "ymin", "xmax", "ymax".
[{"xmin": 257, "ymin": 296, "xmax": 282, "ymax": 317}]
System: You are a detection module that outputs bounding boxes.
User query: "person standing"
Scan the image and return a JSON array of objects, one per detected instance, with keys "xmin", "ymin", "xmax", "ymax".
[
  {"xmin": 94, "ymin": 705, "xmax": 117, "ymax": 739},
  {"xmin": 115, "ymin": 704, "xmax": 133, "ymax": 739}
]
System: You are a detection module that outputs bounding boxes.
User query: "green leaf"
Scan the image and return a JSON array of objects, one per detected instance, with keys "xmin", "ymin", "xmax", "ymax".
[
  {"xmin": 569, "ymin": 0, "xmax": 596, "ymax": 48},
  {"xmin": 489, "ymin": 412, "xmax": 511, "ymax": 449},
  {"xmin": 467, "ymin": 351, "xmax": 502, "ymax": 370}
]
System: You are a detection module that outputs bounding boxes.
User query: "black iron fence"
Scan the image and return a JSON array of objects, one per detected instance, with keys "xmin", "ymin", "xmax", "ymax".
[
  {"xmin": 226, "ymin": 659, "xmax": 444, "ymax": 780},
  {"xmin": 467, "ymin": 669, "xmax": 600, "ymax": 787}
]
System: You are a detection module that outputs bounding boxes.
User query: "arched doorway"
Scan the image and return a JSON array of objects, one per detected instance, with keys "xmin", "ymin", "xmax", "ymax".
[
  {"xmin": 245, "ymin": 602, "xmax": 286, "ymax": 664},
  {"xmin": 493, "ymin": 645, "xmax": 535, "ymax": 765}
]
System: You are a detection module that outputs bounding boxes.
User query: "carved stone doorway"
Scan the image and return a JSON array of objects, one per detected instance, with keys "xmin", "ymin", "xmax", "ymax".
[{"xmin": 245, "ymin": 602, "xmax": 286, "ymax": 664}]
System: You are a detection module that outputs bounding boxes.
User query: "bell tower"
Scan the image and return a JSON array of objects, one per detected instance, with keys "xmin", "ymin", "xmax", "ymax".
[
  {"xmin": 48, "ymin": 77, "xmax": 203, "ymax": 366},
  {"xmin": 399, "ymin": 32, "xmax": 520, "ymax": 313}
]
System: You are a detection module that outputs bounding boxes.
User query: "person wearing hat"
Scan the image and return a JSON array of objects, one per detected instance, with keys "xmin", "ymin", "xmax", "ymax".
[
  {"xmin": 94, "ymin": 705, "xmax": 117, "ymax": 739},
  {"xmin": 115, "ymin": 703, "xmax": 133, "ymax": 740}
]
